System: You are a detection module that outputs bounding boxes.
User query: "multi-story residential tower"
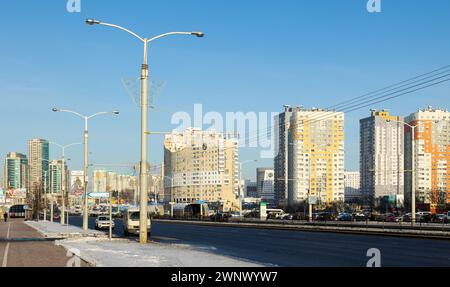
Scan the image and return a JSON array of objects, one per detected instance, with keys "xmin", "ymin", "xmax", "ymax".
[
  {"xmin": 405, "ymin": 106, "xmax": 450, "ymax": 214},
  {"xmin": 344, "ymin": 171, "xmax": 361, "ymax": 203},
  {"xmin": 49, "ymin": 159, "xmax": 68, "ymax": 194},
  {"xmin": 28, "ymin": 139, "xmax": 49, "ymax": 192},
  {"xmin": 164, "ymin": 128, "xmax": 239, "ymax": 212},
  {"xmin": 274, "ymin": 105, "xmax": 303, "ymax": 206},
  {"xmin": 3, "ymin": 152, "xmax": 28, "ymax": 189},
  {"xmin": 275, "ymin": 107, "xmax": 345, "ymax": 207},
  {"xmin": 257, "ymin": 168, "xmax": 275, "ymax": 205},
  {"xmin": 360, "ymin": 110, "xmax": 405, "ymax": 208}
]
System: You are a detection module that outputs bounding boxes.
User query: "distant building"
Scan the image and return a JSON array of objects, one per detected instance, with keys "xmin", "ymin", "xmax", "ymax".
[
  {"xmin": 405, "ymin": 106, "xmax": 450, "ymax": 213},
  {"xmin": 245, "ymin": 180, "xmax": 258, "ymax": 198},
  {"xmin": 28, "ymin": 139, "xmax": 49, "ymax": 192},
  {"xmin": 3, "ymin": 152, "xmax": 28, "ymax": 190},
  {"xmin": 49, "ymin": 159, "xmax": 68, "ymax": 194},
  {"xmin": 257, "ymin": 168, "xmax": 275, "ymax": 205},
  {"xmin": 275, "ymin": 106, "xmax": 345, "ymax": 207},
  {"xmin": 344, "ymin": 171, "xmax": 361, "ymax": 203},
  {"xmin": 360, "ymin": 110, "xmax": 404, "ymax": 208},
  {"xmin": 164, "ymin": 128, "xmax": 239, "ymax": 212}
]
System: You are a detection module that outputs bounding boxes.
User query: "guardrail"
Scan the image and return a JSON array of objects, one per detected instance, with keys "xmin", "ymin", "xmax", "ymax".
[{"xmin": 153, "ymin": 216, "xmax": 450, "ymax": 233}]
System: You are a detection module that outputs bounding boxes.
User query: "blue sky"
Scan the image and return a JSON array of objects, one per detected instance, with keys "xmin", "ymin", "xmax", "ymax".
[{"xmin": 1, "ymin": 0, "xmax": 450, "ymax": 180}]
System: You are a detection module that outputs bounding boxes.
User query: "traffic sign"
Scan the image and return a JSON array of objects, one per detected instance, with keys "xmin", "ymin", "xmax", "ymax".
[
  {"xmin": 308, "ymin": 196, "xmax": 318, "ymax": 205},
  {"xmin": 88, "ymin": 192, "xmax": 109, "ymax": 199}
]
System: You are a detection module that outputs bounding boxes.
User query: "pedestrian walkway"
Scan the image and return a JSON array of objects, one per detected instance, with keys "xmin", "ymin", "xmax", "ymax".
[{"xmin": 0, "ymin": 220, "xmax": 89, "ymax": 267}]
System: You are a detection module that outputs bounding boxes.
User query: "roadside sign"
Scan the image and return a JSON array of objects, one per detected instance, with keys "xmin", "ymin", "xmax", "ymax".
[
  {"xmin": 88, "ymin": 192, "xmax": 110, "ymax": 199},
  {"xmin": 309, "ymin": 196, "xmax": 318, "ymax": 205}
]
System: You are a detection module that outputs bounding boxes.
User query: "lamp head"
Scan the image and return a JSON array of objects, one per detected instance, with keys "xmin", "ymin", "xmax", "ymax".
[
  {"xmin": 52, "ymin": 108, "xmax": 60, "ymax": 112},
  {"xmin": 191, "ymin": 32, "xmax": 205, "ymax": 38},
  {"xmin": 86, "ymin": 19, "xmax": 101, "ymax": 26},
  {"xmin": 112, "ymin": 110, "xmax": 120, "ymax": 115}
]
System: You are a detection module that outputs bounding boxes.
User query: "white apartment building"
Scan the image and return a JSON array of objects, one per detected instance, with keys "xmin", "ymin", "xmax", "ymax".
[
  {"xmin": 405, "ymin": 106, "xmax": 450, "ymax": 213},
  {"xmin": 360, "ymin": 110, "xmax": 405, "ymax": 207}
]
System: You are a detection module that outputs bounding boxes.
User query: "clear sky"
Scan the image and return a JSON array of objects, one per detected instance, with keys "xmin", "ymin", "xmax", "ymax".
[{"xmin": 1, "ymin": 0, "xmax": 450, "ymax": 181}]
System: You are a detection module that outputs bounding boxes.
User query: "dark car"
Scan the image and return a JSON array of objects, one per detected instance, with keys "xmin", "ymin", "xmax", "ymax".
[
  {"xmin": 382, "ymin": 213, "xmax": 397, "ymax": 222},
  {"xmin": 336, "ymin": 213, "xmax": 352, "ymax": 221},
  {"xmin": 315, "ymin": 212, "xmax": 335, "ymax": 221},
  {"xmin": 210, "ymin": 213, "xmax": 231, "ymax": 222}
]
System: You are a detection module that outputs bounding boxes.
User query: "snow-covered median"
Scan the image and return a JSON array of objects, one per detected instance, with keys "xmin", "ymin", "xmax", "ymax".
[{"xmin": 56, "ymin": 238, "xmax": 263, "ymax": 267}]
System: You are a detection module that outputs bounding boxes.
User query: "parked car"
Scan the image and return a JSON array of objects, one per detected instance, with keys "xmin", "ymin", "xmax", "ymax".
[
  {"xmin": 352, "ymin": 213, "xmax": 367, "ymax": 221},
  {"xmin": 210, "ymin": 212, "xmax": 231, "ymax": 222},
  {"xmin": 336, "ymin": 213, "xmax": 352, "ymax": 221},
  {"xmin": 381, "ymin": 213, "xmax": 397, "ymax": 222},
  {"xmin": 281, "ymin": 213, "xmax": 293, "ymax": 220},
  {"xmin": 315, "ymin": 212, "xmax": 335, "ymax": 221},
  {"xmin": 95, "ymin": 216, "xmax": 115, "ymax": 230},
  {"xmin": 436, "ymin": 214, "xmax": 448, "ymax": 224}
]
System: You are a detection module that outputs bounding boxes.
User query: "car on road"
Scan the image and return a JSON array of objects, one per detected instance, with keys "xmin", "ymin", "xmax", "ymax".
[
  {"xmin": 122, "ymin": 208, "xmax": 151, "ymax": 237},
  {"xmin": 95, "ymin": 216, "xmax": 115, "ymax": 230},
  {"xmin": 315, "ymin": 212, "xmax": 335, "ymax": 221}
]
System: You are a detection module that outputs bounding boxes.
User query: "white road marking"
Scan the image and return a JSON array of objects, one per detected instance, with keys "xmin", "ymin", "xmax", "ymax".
[{"xmin": 2, "ymin": 222, "xmax": 11, "ymax": 267}]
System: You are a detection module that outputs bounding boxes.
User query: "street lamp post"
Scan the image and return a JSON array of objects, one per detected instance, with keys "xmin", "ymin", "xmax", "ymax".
[
  {"xmin": 86, "ymin": 18, "xmax": 204, "ymax": 244},
  {"xmin": 49, "ymin": 142, "xmax": 82, "ymax": 225},
  {"xmin": 387, "ymin": 119, "xmax": 418, "ymax": 225},
  {"xmin": 52, "ymin": 108, "xmax": 119, "ymax": 232}
]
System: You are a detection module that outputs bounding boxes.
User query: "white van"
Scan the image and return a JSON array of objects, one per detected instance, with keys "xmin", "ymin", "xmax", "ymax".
[{"xmin": 122, "ymin": 207, "xmax": 152, "ymax": 237}]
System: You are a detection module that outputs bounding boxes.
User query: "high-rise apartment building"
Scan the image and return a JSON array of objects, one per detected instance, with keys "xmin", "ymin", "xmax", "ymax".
[
  {"xmin": 3, "ymin": 152, "xmax": 28, "ymax": 189},
  {"xmin": 360, "ymin": 110, "xmax": 405, "ymax": 207},
  {"xmin": 274, "ymin": 106, "xmax": 301, "ymax": 206},
  {"xmin": 257, "ymin": 168, "xmax": 275, "ymax": 205},
  {"xmin": 275, "ymin": 106, "xmax": 345, "ymax": 207},
  {"xmin": 28, "ymin": 139, "xmax": 49, "ymax": 192},
  {"xmin": 92, "ymin": 170, "xmax": 137, "ymax": 194},
  {"xmin": 405, "ymin": 106, "xmax": 450, "ymax": 213},
  {"xmin": 163, "ymin": 128, "xmax": 239, "ymax": 212},
  {"xmin": 49, "ymin": 159, "xmax": 68, "ymax": 194}
]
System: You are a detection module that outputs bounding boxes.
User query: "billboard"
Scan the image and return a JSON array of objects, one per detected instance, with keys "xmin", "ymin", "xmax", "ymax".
[{"xmin": 70, "ymin": 170, "xmax": 84, "ymax": 197}]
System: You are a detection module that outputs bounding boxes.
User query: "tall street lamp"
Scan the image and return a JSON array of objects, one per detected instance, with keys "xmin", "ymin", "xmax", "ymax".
[
  {"xmin": 49, "ymin": 142, "xmax": 82, "ymax": 225},
  {"xmin": 387, "ymin": 119, "xmax": 418, "ymax": 225},
  {"xmin": 86, "ymin": 18, "xmax": 204, "ymax": 244},
  {"xmin": 52, "ymin": 108, "xmax": 119, "ymax": 232}
]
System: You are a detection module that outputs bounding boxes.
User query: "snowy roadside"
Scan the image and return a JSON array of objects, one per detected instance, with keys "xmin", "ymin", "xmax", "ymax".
[
  {"xmin": 26, "ymin": 220, "xmax": 106, "ymax": 238},
  {"xmin": 56, "ymin": 238, "xmax": 264, "ymax": 267},
  {"xmin": 27, "ymin": 220, "xmax": 263, "ymax": 267}
]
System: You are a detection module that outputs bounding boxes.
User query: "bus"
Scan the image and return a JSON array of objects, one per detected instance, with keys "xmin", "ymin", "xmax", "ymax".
[{"xmin": 9, "ymin": 204, "xmax": 27, "ymax": 218}]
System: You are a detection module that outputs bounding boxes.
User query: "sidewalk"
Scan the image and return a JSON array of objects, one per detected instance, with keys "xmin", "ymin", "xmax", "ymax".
[{"xmin": 27, "ymin": 221, "xmax": 263, "ymax": 267}]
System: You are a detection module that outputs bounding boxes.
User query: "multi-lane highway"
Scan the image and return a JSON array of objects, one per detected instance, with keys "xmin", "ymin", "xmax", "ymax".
[{"xmin": 68, "ymin": 216, "xmax": 450, "ymax": 267}]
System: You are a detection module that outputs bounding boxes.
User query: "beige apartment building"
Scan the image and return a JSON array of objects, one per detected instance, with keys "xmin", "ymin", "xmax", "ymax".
[{"xmin": 163, "ymin": 128, "xmax": 239, "ymax": 212}]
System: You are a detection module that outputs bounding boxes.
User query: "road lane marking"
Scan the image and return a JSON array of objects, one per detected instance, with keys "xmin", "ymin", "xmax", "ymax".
[{"xmin": 2, "ymin": 222, "xmax": 11, "ymax": 267}]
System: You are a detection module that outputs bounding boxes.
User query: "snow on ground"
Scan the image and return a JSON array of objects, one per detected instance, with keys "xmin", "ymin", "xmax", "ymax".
[
  {"xmin": 28, "ymin": 220, "xmax": 263, "ymax": 267},
  {"xmin": 56, "ymin": 238, "xmax": 263, "ymax": 267},
  {"xmin": 26, "ymin": 220, "xmax": 104, "ymax": 238}
]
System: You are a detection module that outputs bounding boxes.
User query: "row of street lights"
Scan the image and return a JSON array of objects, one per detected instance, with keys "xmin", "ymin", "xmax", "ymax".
[{"xmin": 45, "ymin": 19, "xmax": 204, "ymax": 244}]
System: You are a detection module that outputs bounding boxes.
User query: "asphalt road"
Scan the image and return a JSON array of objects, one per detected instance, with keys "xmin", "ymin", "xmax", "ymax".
[
  {"xmin": 68, "ymin": 216, "xmax": 450, "ymax": 267},
  {"xmin": 0, "ymin": 219, "xmax": 89, "ymax": 267}
]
